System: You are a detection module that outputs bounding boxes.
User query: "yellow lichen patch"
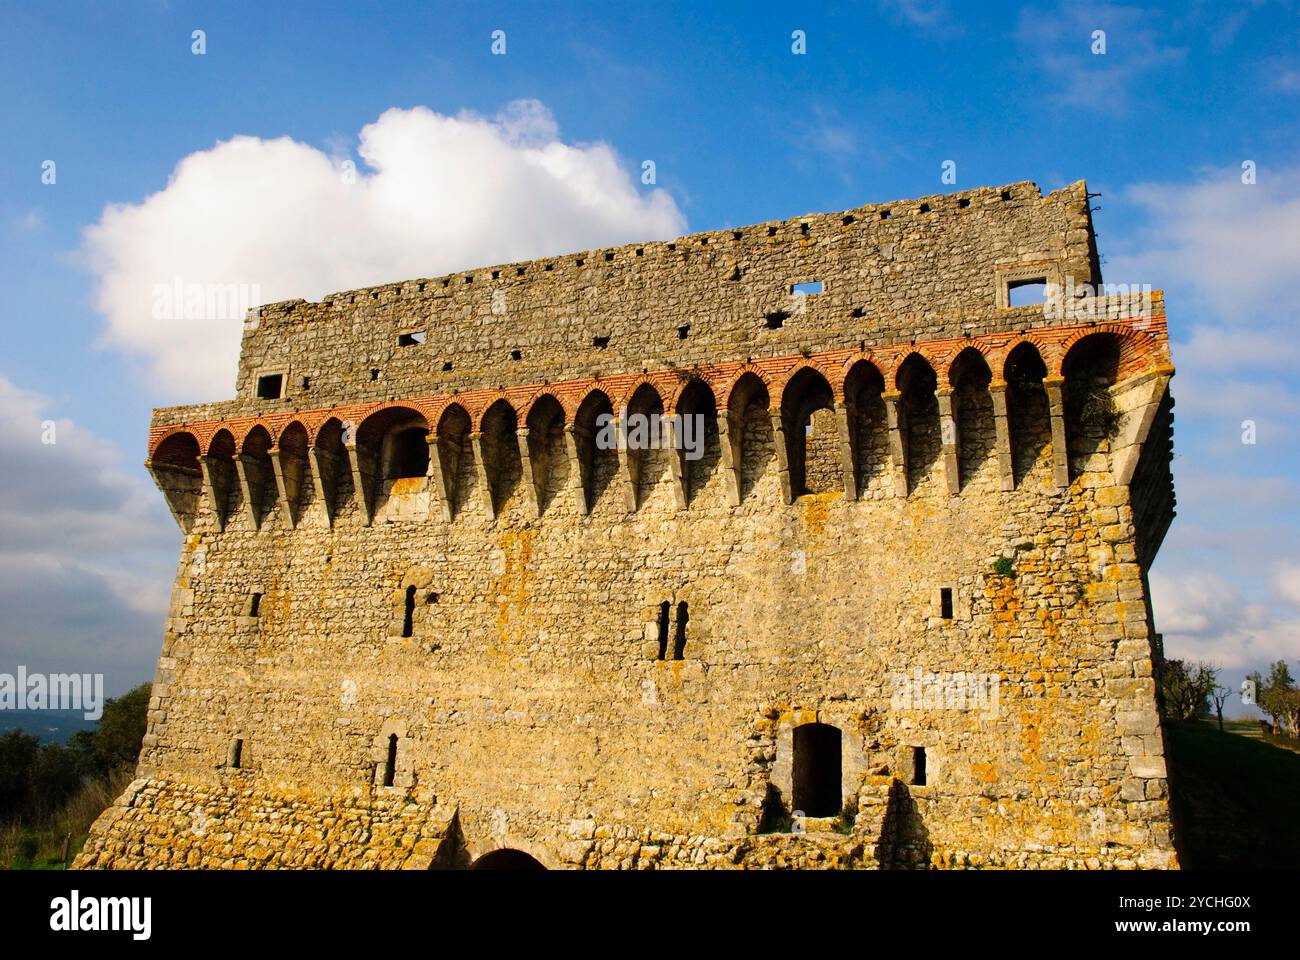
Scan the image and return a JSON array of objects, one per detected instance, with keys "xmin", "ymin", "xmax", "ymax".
[
  {"xmin": 798, "ymin": 491, "xmax": 840, "ymax": 538},
  {"xmin": 389, "ymin": 476, "xmax": 423, "ymax": 496},
  {"xmin": 972, "ymin": 762, "xmax": 999, "ymax": 784}
]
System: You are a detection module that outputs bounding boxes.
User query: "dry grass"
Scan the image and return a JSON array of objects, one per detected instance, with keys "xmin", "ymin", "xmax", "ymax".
[{"xmin": 0, "ymin": 766, "xmax": 133, "ymax": 870}]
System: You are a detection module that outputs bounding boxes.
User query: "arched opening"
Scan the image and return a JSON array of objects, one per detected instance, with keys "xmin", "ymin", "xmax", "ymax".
[
  {"xmin": 525, "ymin": 395, "xmax": 568, "ymax": 515},
  {"xmin": 674, "ymin": 380, "xmax": 719, "ymax": 506},
  {"xmin": 149, "ymin": 431, "xmax": 203, "ymax": 532},
  {"xmin": 435, "ymin": 404, "xmax": 472, "ymax": 519},
  {"xmin": 239, "ymin": 426, "xmax": 276, "ymax": 528},
  {"xmin": 387, "ymin": 427, "xmax": 430, "ymax": 480},
  {"xmin": 844, "ymin": 360, "xmax": 888, "ymax": 498},
  {"xmin": 205, "ymin": 429, "xmax": 238, "ymax": 528},
  {"xmin": 949, "ymin": 348, "xmax": 996, "ymax": 492},
  {"xmin": 1004, "ymin": 342, "xmax": 1051, "ymax": 487},
  {"xmin": 471, "ymin": 848, "xmax": 546, "ymax": 871},
  {"xmin": 781, "ymin": 368, "xmax": 838, "ymax": 497},
  {"xmin": 1062, "ymin": 333, "xmax": 1123, "ymax": 479},
  {"xmin": 277, "ymin": 421, "xmax": 311, "ymax": 525},
  {"xmin": 480, "ymin": 400, "xmax": 523, "ymax": 516},
  {"xmin": 896, "ymin": 354, "xmax": 941, "ymax": 495},
  {"xmin": 627, "ymin": 383, "xmax": 669, "ymax": 509},
  {"xmin": 574, "ymin": 389, "xmax": 617, "ymax": 514},
  {"xmin": 728, "ymin": 373, "xmax": 773, "ymax": 502},
  {"xmin": 792, "ymin": 722, "xmax": 842, "ymax": 817},
  {"xmin": 313, "ymin": 418, "xmax": 352, "ymax": 523}
]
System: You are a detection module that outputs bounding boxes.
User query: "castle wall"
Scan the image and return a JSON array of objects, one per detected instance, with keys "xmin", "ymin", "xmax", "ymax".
[{"xmin": 78, "ymin": 182, "xmax": 1178, "ymax": 869}]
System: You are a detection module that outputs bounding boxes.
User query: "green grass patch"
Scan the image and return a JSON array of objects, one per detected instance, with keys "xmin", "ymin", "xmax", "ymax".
[{"xmin": 1166, "ymin": 718, "xmax": 1300, "ymax": 869}]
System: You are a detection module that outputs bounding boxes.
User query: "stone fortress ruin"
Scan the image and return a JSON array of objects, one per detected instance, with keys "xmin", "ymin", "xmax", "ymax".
[{"xmin": 77, "ymin": 180, "xmax": 1179, "ymax": 869}]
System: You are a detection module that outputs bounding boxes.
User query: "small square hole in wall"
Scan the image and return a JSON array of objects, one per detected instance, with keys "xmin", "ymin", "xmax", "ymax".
[
  {"xmin": 732, "ymin": 230, "xmax": 743, "ymax": 240},
  {"xmin": 851, "ymin": 307, "xmax": 865, "ymax": 318},
  {"xmin": 247, "ymin": 592, "xmax": 262, "ymax": 617},
  {"xmin": 256, "ymin": 374, "xmax": 283, "ymax": 400},
  {"xmin": 959, "ymin": 197, "xmax": 971, "ymax": 209},
  {"xmin": 940, "ymin": 587, "xmax": 954, "ymax": 620},
  {"xmin": 1007, "ymin": 279, "xmax": 1048, "ymax": 307},
  {"xmin": 636, "ymin": 248, "xmax": 644, "ymax": 256},
  {"xmin": 605, "ymin": 251, "xmax": 614, "ymax": 262},
  {"xmin": 842, "ymin": 215, "xmax": 856, "ymax": 225},
  {"xmin": 544, "ymin": 263, "xmax": 553, "ymax": 271},
  {"xmin": 397, "ymin": 331, "xmax": 426, "ymax": 347},
  {"xmin": 441, "ymin": 278, "xmax": 450, "ymax": 287},
  {"xmin": 510, "ymin": 350, "xmax": 522, "ymax": 361},
  {"xmin": 592, "ymin": 336, "xmax": 610, "ymax": 349},
  {"xmin": 417, "ymin": 282, "xmax": 426, "ymax": 292},
  {"xmin": 229, "ymin": 738, "xmax": 243, "ymax": 769},
  {"xmin": 919, "ymin": 203, "xmax": 931, "ymax": 213},
  {"xmin": 442, "ymin": 361, "xmax": 453, "ymax": 372},
  {"xmin": 677, "ymin": 324, "xmax": 690, "ymax": 340},
  {"xmin": 301, "ymin": 376, "xmax": 311, "ymax": 390},
  {"xmin": 464, "ymin": 275, "xmax": 473, "ymax": 284},
  {"xmin": 667, "ymin": 243, "xmax": 676, "ymax": 252},
  {"xmin": 767, "ymin": 226, "xmax": 778, "ymax": 237},
  {"xmin": 880, "ymin": 209, "xmax": 892, "ymax": 220},
  {"xmin": 800, "ymin": 222, "xmax": 810, "ymax": 236},
  {"xmin": 516, "ymin": 267, "xmax": 526, "ymax": 276},
  {"xmin": 792, "ymin": 281, "xmax": 823, "ymax": 296},
  {"xmin": 370, "ymin": 368, "xmax": 380, "ymax": 381},
  {"xmin": 576, "ymin": 258, "xmax": 584, "ymax": 266},
  {"xmin": 1001, "ymin": 190, "xmax": 1012, "ymax": 201},
  {"xmin": 764, "ymin": 310, "xmax": 789, "ymax": 329}
]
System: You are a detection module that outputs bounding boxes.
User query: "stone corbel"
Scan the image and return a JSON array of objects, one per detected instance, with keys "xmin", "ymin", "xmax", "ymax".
[
  {"xmin": 665, "ymin": 414, "xmax": 688, "ymax": 510},
  {"xmin": 716, "ymin": 410, "xmax": 741, "ymax": 507},
  {"xmin": 565, "ymin": 424, "xmax": 589, "ymax": 515},
  {"xmin": 516, "ymin": 426, "xmax": 542, "ymax": 518},
  {"xmin": 426, "ymin": 433, "xmax": 454, "ymax": 521},
  {"xmin": 469, "ymin": 431, "xmax": 495, "ymax": 519},
  {"xmin": 616, "ymin": 415, "xmax": 639, "ymax": 512},
  {"xmin": 883, "ymin": 390, "xmax": 908, "ymax": 497},
  {"xmin": 144, "ymin": 457, "xmax": 202, "ymax": 533},
  {"xmin": 1043, "ymin": 376, "xmax": 1070, "ymax": 489},
  {"xmin": 198, "ymin": 454, "xmax": 233, "ymax": 532},
  {"xmin": 989, "ymin": 381, "xmax": 1015, "ymax": 491},
  {"xmin": 936, "ymin": 387, "xmax": 960, "ymax": 496},
  {"xmin": 769, "ymin": 409, "xmax": 793, "ymax": 505},
  {"xmin": 344, "ymin": 441, "xmax": 375, "ymax": 526},
  {"xmin": 267, "ymin": 445, "xmax": 305, "ymax": 529},
  {"xmin": 835, "ymin": 401, "xmax": 858, "ymax": 500},
  {"xmin": 308, "ymin": 444, "xmax": 341, "ymax": 527},
  {"xmin": 1112, "ymin": 369, "xmax": 1174, "ymax": 486}
]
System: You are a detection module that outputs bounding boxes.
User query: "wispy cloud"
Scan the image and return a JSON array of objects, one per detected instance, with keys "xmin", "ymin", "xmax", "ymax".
[{"xmin": 1016, "ymin": 2, "xmax": 1185, "ymax": 114}]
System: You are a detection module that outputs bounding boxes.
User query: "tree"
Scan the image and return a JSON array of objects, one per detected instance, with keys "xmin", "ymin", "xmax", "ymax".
[
  {"xmin": 1250, "ymin": 661, "xmax": 1298, "ymax": 737},
  {"xmin": 1210, "ymin": 681, "xmax": 1234, "ymax": 733},
  {"xmin": 0, "ymin": 729, "xmax": 40, "ymax": 819},
  {"xmin": 1159, "ymin": 660, "xmax": 1216, "ymax": 722}
]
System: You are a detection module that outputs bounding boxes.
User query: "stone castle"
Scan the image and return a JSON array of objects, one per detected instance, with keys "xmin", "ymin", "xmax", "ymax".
[{"xmin": 77, "ymin": 180, "xmax": 1179, "ymax": 869}]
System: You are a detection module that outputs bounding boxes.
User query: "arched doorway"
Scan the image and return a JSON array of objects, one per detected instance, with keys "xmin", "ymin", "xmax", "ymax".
[
  {"xmin": 792, "ymin": 722, "xmax": 842, "ymax": 817},
  {"xmin": 471, "ymin": 848, "xmax": 547, "ymax": 870}
]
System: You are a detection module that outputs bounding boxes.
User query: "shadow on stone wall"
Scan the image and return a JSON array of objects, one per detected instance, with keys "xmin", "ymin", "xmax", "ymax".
[{"xmin": 872, "ymin": 780, "xmax": 933, "ymax": 869}]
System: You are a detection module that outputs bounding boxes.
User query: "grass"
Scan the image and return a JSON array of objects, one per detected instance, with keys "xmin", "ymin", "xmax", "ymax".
[
  {"xmin": 1165, "ymin": 717, "xmax": 1300, "ymax": 869},
  {"xmin": 0, "ymin": 766, "xmax": 132, "ymax": 870}
]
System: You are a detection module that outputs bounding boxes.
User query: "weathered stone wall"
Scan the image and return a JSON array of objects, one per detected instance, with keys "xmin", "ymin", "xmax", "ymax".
[{"xmin": 78, "ymin": 182, "xmax": 1179, "ymax": 870}]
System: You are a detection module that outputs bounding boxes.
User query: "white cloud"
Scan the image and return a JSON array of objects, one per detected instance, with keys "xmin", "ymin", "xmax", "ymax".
[
  {"xmin": 1275, "ymin": 561, "xmax": 1300, "ymax": 608},
  {"xmin": 0, "ymin": 375, "xmax": 175, "ymax": 693},
  {"xmin": 1150, "ymin": 570, "xmax": 1299, "ymax": 670},
  {"xmin": 80, "ymin": 100, "xmax": 686, "ymax": 400}
]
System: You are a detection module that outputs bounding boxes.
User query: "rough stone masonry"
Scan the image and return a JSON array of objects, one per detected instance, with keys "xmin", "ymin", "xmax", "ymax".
[{"xmin": 77, "ymin": 179, "xmax": 1179, "ymax": 869}]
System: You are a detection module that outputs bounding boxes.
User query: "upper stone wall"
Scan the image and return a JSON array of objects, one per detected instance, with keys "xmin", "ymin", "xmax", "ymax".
[{"xmin": 155, "ymin": 180, "xmax": 1100, "ymax": 427}]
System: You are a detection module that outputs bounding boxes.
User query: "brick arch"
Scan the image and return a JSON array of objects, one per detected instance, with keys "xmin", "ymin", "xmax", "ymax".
[
  {"xmin": 573, "ymin": 384, "xmax": 614, "ymax": 420},
  {"xmin": 616, "ymin": 374, "xmax": 669, "ymax": 411},
  {"xmin": 665, "ymin": 375, "xmax": 717, "ymax": 414},
  {"xmin": 150, "ymin": 428, "xmax": 202, "ymax": 467},
  {"xmin": 891, "ymin": 349, "xmax": 939, "ymax": 390},
  {"xmin": 241, "ymin": 422, "xmax": 272, "ymax": 450},
  {"xmin": 476, "ymin": 395, "xmax": 519, "ymax": 432},
  {"xmin": 354, "ymin": 403, "xmax": 431, "ymax": 441},
  {"xmin": 716, "ymin": 364, "xmax": 773, "ymax": 408},
  {"xmin": 272, "ymin": 418, "xmax": 310, "ymax": 450},
  {"xmin": 1059, "ymin": 325, "xmax": 1163, "ymax": 380},
  {"xmin": 202, "ymin": 427, "xmax": 237, "ymax": 458},
  {"xmin": 773, "ymin": 359, "xmax": 841, "ymax": 405},
  {"xmin": 996, "ymin": 335, "xmax": 1052, "ymax": 383},
  {"xmin": 310, "ymin": 415, "xmax": 349, "ymax": 447},
  {"xmin": 431, "ymin": 400, "xmax": 472, "ymax": 434},
  {"xmin": 943, "ymin": 342, "xmax": 994, "ymax": 388},
  {"xmin": 520, "ymin": 388, "xmax": 570, "ymax": 426}
]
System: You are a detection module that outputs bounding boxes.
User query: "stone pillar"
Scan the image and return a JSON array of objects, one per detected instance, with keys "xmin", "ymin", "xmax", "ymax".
[
  {"xmin": 308, "ymin": 445, "xmax": 340, "ymax": 527},
  {"xmin": 426, "ymin": 433, "xmax": 453, "ymax": 522},
  {"xmin": 883, "ymin": 390, "xmax": 908, "ymax": 498},
  {"xmin": 344, "ymin": 441, "xmax": 374, "ymax": 526},
  {"xmin": 268, "ymin": 446, "xmax": 302, "ymax": 530},
  {"xmin": 198, "ymin": 454, "xmax": 232, "ymax": 532},
  {"xmin": 616, "ymin": 414, "xmax": 639, "ymax": 512},
  {"xmin": 469, "ymin": 431, "xmax": 495, "ymax": 518},
  {"xmin": 716, "ymin": 410, "xmax": 741, "ymax": 507},
  {"xmin": 145, "ymin": 458, "xmax": 202, "ymax": 533},
  {"xmin": 1044, "ymin": 376, "xmax": 1070, "ymax": 489},
  {"xmin": 990, "ymin": 381, "xmax": 1015, "ymax": 491},
  {"xmin": 515, "ymin": 426, "xmax": 542, "ymax": 518},
  {"xmin": 835, "ymin": 402, "xmax": 858, "ymax": 500},
  {"xmin": 564, "ymin": 424, "xmax": 589, "ymax": 515},
  {"xmin": 769, "ymin": 409, "xmax": 793, "ymax": 505},
  {"xmin": 665, "ymin": 415, "xmax": 688, "ymax": 510},
  {"xmin": 937, "ymin": 387, "xmax": 960, "ymax": 496}
]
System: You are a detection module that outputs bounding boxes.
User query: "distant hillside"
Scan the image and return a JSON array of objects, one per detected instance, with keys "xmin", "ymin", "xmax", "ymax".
[
  {"xmin": 0, "ymin": 711, "xmax": 96, "ymax": 744},
  {"xmin": 1166, "ymin": 718, "xmax": 1300, "ymax": 869}
]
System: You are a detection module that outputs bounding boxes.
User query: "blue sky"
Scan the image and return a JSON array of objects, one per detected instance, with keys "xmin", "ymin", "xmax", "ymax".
[{"xmin": 0, "ymin": 0, "xmax": 1297, "ymax": 699}]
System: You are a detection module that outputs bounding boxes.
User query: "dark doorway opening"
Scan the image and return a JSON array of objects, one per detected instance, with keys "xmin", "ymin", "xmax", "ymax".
[
  {"xmin": 792, "ymin": 722, "xmax": 842, "ymax": 817},
  {"xmin": 471, "ymin": 848, "xmax": 546, "ymax": 870}
]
